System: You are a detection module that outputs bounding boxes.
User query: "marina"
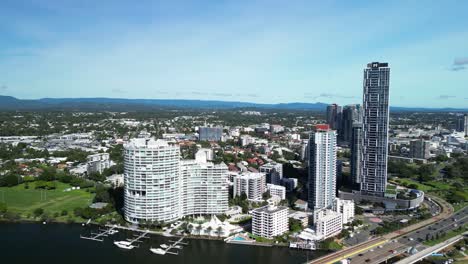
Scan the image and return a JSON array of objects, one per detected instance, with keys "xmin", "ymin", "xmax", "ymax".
[
  {"xmin": 150, "ymin": 237, "xmax": 188, "ymax": 256},
  {"xmin": 114, "ymin": 230, "xmax": 150, "ymax": 249},
  {"xmin": 79, "ymin": 226, "xmax": 118, "ymax": 242}
]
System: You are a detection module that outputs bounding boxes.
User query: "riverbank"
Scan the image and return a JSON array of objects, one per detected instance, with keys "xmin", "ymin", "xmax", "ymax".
[{"xmin": 0, "ymin": 222, "xmax": 323, "ymax": 264}]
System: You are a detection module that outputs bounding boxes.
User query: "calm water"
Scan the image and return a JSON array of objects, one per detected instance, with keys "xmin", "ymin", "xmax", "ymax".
[{"xmin": 0, "ymin": 223, "xmax": 325, "ymax": 264}]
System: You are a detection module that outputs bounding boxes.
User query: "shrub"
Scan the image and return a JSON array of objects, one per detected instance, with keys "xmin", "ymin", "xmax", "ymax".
[{"xmin": 33, "ymin": 208, "xmax": 44, "ymax": 217}]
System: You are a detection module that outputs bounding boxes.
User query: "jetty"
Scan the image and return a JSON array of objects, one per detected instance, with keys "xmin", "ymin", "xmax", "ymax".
[
  {"xmin": 80, "ymin": 226, "xmax": 117, "ymax": 242},
  {"xmin": 114, "ymin": 230, "xmax": 150, "ymax": 249},
  {"xmin": 151, "ymin": 237, "xmax": 188, "ymax": 255}
]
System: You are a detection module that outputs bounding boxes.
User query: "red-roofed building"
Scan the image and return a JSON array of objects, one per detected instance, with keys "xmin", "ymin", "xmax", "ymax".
[{"xmin": 314, "ymin": 124, "xmax": 330, "ymax": 131}]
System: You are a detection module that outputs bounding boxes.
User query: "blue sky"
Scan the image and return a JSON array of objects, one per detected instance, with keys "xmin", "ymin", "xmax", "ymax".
[{"xmin": 1, "ymin": 0, "xmax": 467, "ymax": 107}]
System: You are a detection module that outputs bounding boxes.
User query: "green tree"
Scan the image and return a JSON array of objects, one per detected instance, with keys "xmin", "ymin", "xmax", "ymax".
[
  {"xmin": 39, "ymin": 167, "xmax": 57, "ymax": 181},
  {"xmin": 33, "ymin": 208, "xmax": 44, "ymax": 217},
  {"xmin": 289, "ymin": 218, "xmax": 303, "ymax": 232},
  {"xmin": 0, "ymin": 202, "xmax": 7, "ymax": 213},
  {"xmin": 0, "ymin": 174, "xmax": 22, "ymax": 187}
]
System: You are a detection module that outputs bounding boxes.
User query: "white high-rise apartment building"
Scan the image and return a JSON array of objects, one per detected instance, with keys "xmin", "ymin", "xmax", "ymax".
[
  {"xmin": 123, "ymin": 138, "xmax": 228, "ymax": 224},
  {"xmin": 233, "ymin": 173, "xmax": 266, "ymax": 201},
  {"xmin": 252, "ymin": 205, "xmax": 288, "ymax": 239},
  {"xmin": 333, "ymin": 198, "xmax": 355, "ymax": 224},
  {"xmin": 87, "ymin": 153, "xmax": 111, "ymax": 175},
  {"xmin": 180, "ymin": 160, "xmax": 229, "ymax": 216},
  {"xmin": 360, "ymin": 62, "xmax": 390, "ymax": 196},
  {"xmin": 308, "ymin": 125, "xmax": 337, "ymax": 212},
  {"xmin": 314, "ymin": 209, "xmax": 343, "ymax": 239},
  {"xmin": 124, "ymin": 139, "xmax": 181, "ymax": 223}
]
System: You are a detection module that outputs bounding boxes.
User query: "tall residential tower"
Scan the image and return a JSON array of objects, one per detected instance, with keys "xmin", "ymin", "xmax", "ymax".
[
  {"xmin": 308, "ymin": 124, "xmax": 337, "ymax": 212},
  {"xmin": 360, "ymin": 62, "xmax": 390, "ymax": 196},
  {"xmin": 123, "ymin": 138, "xmax": 229, "ymax": 224}
]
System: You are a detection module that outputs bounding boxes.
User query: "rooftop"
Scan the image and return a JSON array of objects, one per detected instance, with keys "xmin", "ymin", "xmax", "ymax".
[{"xmin": 253, "ymin": 205, "xmax": 288, "ymax": 214}]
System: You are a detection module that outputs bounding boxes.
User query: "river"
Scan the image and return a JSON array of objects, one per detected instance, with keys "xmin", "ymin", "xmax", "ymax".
[{"xmin": 0, "ymin": 223, "xmax": 326, "ymax": 264}]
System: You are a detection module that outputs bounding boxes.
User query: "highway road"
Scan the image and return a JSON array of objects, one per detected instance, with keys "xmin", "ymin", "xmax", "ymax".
[
  {"xmin": 308, "ymin": 194, "xmax": 465, "ymax": 264},
  {"xmin": 307, "ymin": 237, "xmax": 389, "ymax": 264},
  {"xmin": 348, "ymin": 206, "xmax": 468, "ymax": 264},
  {"xmin": 394, "ymin": 232, "xmax": 467, "ymax": 264}
]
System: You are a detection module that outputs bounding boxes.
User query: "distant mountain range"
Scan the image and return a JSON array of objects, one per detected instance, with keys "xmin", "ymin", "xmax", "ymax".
[{"xmin": 0, "ymin": 95, "xmax": 467, "ymax": 112}]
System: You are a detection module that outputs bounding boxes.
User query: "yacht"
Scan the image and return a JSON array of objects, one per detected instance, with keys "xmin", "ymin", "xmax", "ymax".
[
  {"xmin": 114, "ymin": 241, "xmax": 135, "ymax": 250},
  {"xmin": 160, "ymin": 244, "xmax": 169, "ymax": 249},
  {"xmin": 150, "ymin": 247, "xmax": 166, "ymax": 255}
]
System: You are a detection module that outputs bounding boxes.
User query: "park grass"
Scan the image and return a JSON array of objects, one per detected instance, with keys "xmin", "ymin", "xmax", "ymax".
[
  {"xmin": 0, "ymin": 182, "xmax": 94, "ymax": 221},
  {"xmin": 395, "ymin": 178, "xmax": 434, "ymax": 191},
  {"xmin": 425, "ymin": 181, "xmax": 452, "ymax": 190}
]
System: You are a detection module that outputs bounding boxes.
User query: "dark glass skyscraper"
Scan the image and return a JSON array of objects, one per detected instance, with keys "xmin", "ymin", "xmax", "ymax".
[
  {"xmin": 326, "ymin": 104, "xmax": 342, "ymax": 131},
  {"xmin": 341, "ymin": 104, "xmax": 362, "ymax": 143},
  {"xmin": 360, "ymin": 62, "xmax": 390, "ymax": 196},
  {"xmin": 350, "ymin": 122, "xmax": 362, "ymax": 188}
]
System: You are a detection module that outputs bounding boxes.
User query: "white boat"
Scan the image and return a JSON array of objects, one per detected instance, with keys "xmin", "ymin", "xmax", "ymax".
[
  {"xmin": 160, "ymin": 244, "xmax": 169, "ymax": 249},
  {"xmin": 150, "ymin": 248, "xmax": 166, "ymax": 255},
  {"xmin": 114, "ymin": 241, "xmax": 135, "ymax": 250},
  {"xmin": 109, "ymin": 230, "xmax": 119, "ymax": 235},
  {"xmin": 174, "ymin": 245, "xmax": 183, "ymax": 249}
]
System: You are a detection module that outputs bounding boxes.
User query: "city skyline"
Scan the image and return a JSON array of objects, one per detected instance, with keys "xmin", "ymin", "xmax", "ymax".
[{"xmin": 1, "ymin": 1, "xmax": 468, "ymax": 108}]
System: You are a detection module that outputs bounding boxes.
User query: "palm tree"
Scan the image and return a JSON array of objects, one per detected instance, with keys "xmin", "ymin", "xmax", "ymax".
[
  {"xmin": 217, "ymin": 226, "xmax": 223, "ymax": 238},
  {"xmin": 196, "ymin": 224, "xmax": 203, "ymax": 236},
  {"xmin": 187, "ymin": 224, "xmax": 194, "ymax": 235},
  {"xmin": 206, "ymin": 226, "xmax": 213, "ymax": 236}
]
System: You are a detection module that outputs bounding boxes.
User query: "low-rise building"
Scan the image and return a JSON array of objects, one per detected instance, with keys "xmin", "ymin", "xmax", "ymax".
[
  {"xmin": 240, "ymin": 135, "xmax": 256, "ymax": 146},
  {"xmin": 288, "ymin": 211, "xmax": 310, "ymax": 227},
  {"xmin": 333, "ymin": 198, "xmax": 355, "ymax": 224},
  {"xmin": 314, "ymin": 209, "xmax": 343, "ymax": 240},
  {"xmin": 294, "ymin": 199, "xmax": 308, "ymax": 211},
  {"xmin": 267, "ymin": 183, "xmax": 286, "ymax": 200},
  {"xmin": 281, "ymin": 178, "xmax": 298, "ymax": 192},
  {"xmin": 259, "ymin": 162, "xmax": 283, "ymax": 185},
  {"xmin": 252, "ymin": 205, "xmax": 288, "ymax": 239},
  {"xmin": 106, "ymin": 174, "xmax": 124, "ymax": 187}
]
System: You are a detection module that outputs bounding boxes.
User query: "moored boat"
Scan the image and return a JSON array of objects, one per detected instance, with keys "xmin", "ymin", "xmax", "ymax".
[
  {"xmin": 150, "ymin": 247, "xmax": 166, "ymax": 255},
  {"xmin": 114, "ymin": 241, "xmax": 135, "ymax": 250}
]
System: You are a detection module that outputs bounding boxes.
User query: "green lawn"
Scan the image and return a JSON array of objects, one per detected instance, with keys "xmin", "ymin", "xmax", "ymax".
[
  {"xmin": 394, "ymin": 178, "xmax": 434, "ymax": 191},
  {"xmin": 0, "ymin": 182, "xmax": 94, "ymax": 221},
  {"xmin": 425, "ymin": 181, "xmax": 452, "ymax": 190}
]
